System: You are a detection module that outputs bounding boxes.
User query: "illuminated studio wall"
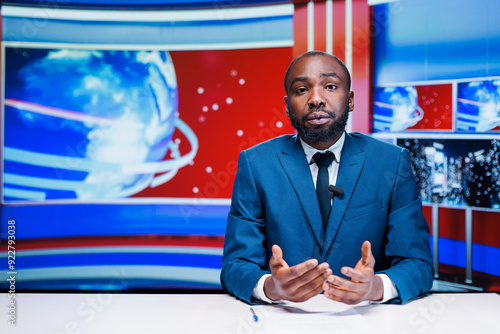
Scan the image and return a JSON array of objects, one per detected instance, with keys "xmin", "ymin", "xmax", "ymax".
[
  {"xmin": 0, "ymin": 0, "xmax": 296, "ymax": 290},
  {"xmin": 1, "ymin": 0, "xmax": 499, "ymax": 292},
  {"xmin": 373, "ymin": 0, "xmax": 500, "ymax": 290}
]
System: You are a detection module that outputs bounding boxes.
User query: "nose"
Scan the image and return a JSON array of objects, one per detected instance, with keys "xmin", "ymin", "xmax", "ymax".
[{"xmin": 308, "ymin": 87, "xmax": 325, "ymax": 109}]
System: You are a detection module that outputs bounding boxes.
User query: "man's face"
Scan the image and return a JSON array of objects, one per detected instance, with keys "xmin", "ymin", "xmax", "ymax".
[{"xmin": 284, "ymin": 54, "xmax": 354, "ymax": 148}]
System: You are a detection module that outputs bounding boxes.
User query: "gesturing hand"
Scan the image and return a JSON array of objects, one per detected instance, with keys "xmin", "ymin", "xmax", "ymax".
[
  {"xmin": 264, "ymin": 245, "xmax": 332, "ymax": 302},
  {"xmin": 322, "ymin": 240, "xmax": 384, "ymax": 305}
]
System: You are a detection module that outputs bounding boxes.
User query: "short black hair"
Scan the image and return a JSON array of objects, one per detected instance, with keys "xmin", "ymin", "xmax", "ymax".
[{"xmin": 284, "ymin": 51, "xmax": 351, "ymax": 94}]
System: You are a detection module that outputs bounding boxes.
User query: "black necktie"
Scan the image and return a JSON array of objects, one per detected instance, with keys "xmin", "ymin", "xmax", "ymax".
[{"xmin": 313, "ymin": 152, "xmax": 335, "ymax": 231}]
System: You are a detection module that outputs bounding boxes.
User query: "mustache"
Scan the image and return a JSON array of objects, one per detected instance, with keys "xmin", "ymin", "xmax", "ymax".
[{"xmin": 301, "ymin": 109, "xmax": 336, "ymax": 122}]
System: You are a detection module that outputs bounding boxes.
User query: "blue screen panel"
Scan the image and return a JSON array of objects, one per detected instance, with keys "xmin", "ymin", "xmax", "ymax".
[{"xmin": 374, "ymin": 0, "xmax": 500, "ymax": 85}]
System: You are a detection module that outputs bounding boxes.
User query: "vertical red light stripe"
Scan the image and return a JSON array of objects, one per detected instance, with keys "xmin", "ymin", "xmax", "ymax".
[
  {"xmin": 313, "ymin": 1, "xmax": 327, "ymax": 52},
  {"xmin": 351, "ymin": 0, "xmax": 371, "ymax": 134},
  {"xmin": 331, "ymin": 1, "xmax": 346, "ymax": 63},
  {"xmin": 293, "ymin": 3, "xmax": 309, "ymax": 58}
]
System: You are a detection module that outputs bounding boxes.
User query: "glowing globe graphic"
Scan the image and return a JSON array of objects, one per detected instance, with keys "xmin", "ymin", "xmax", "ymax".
[
  {"xmin": 373, "ymin": 86, "xmax": 423, "ymax": 132},
  {"xmin": 4, "ymin": 49, "xmax": 198, "ymax": 201},
  {"xmin": 457, "ymin": 80, "xmax": 500, "ymax": 132}
]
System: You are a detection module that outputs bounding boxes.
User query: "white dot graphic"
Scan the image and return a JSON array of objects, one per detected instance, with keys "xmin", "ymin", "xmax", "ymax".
[
  {"xmin": 197, "ymin": 87, "xmax": 204, "ymax": 94},
  {"xmin": 202, "ymin": 106, "xmax": 209, "ymax": 112},
  {"xmin": 237, "ymin": 130, "xmax": 244, "ymax": 136},
  {"xmin": 206, "ymin": 166, "xmax": 213, "ymax": 173},
  {"xmin": 276, "ymin": 121, "xmax": 283, "ymax": 128},
  {"xmin": 226, "ymin": 97, "xmax": 233, "ymax": 104},
  {"xmin": 239, "ymin": 78, "xmax": 245, "ymax": 85},
  {"xmin": 212, "ymin": 104, "xmax": 219, "ymax": 111},
  {"xmin": 193, "ymin": 187, "xmax": 199, "ymax": 193}
]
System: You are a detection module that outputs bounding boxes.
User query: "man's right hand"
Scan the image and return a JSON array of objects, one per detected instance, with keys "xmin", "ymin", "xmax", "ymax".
[{"xmin": 263, "ymin": 245, "xmax": 332, "ymax": 302}]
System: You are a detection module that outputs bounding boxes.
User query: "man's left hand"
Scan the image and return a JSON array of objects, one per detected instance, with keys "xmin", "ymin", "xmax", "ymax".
[{"xmin": 322, "ymin": 240, "xmax": 384, "ymax": 305}]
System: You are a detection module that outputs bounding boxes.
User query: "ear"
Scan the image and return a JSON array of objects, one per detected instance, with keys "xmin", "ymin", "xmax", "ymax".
[
  {"xmin": 348, "ymin": 91, "xmax": 354, "ymax": 112},
  {"xmin": 284, "ymin": 96, "xmax": 290, "ymax": 117}
]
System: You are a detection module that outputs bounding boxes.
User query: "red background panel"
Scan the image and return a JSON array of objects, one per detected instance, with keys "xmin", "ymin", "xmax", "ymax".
[
  {"xmin": 133, "ymin": 48, "xmax": 295, "ymax": 199},
  {"xmin": 408, "ymin": 84, "xmax": 453, "ymax": 131},
  {"xmin": 423, "ymin": 206, "xmax": 500, "ymax": 249}
]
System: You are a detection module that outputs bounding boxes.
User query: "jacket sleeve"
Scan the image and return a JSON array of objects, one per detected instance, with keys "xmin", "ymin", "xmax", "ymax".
[
  {"xmin": 377, "ymin": 148, "xmax": 434, "ymax": 303},
  {"xmin": 220, "ymin": 150, "xmax": 270, "ymax": 304}
]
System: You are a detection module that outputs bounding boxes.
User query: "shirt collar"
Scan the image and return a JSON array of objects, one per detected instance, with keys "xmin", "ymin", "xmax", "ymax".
[{"xmin": 299, "ymin": 132, "xmax": 346, "ymax": 165}]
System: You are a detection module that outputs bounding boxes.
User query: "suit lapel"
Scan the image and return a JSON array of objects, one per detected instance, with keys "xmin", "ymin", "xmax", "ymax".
[
  {"xmin": 323, "ymin": 133, "xmax": 366, "ymax": 257},
  {"xmin": 278, "ymin": 136, "xmax": 324, "ymax": 250}
]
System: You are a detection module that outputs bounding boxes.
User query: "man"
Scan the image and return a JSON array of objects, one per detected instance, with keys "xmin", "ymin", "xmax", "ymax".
[{"xmin": 220, "ymin": 51, "xmax": 433, "ymax": 305}]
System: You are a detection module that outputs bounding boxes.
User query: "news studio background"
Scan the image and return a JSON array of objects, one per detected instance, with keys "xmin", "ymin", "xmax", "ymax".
[
  {"xmin": 372, "ymin": 0, "xmax": 500, "ymax": 290},
  {"xmin": 1, "ymin": 0, "xmax": 295, "ymax": 291},
  {"xmin": 1, "ymin": 0, "xmax": 499, "ymax": 293}
]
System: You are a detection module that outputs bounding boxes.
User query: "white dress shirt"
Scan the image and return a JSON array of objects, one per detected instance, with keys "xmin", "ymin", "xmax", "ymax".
[{"xmin": 252, "ymin": 132, "xmax": 399, "ymax": 303}]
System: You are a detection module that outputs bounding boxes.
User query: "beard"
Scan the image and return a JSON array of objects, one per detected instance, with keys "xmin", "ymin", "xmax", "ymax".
[{"xmin": 288, "ymin": 104, "xmax": 350, "ymax": 144}]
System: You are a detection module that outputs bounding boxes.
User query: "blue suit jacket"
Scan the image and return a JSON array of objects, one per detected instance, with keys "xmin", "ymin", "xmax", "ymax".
[{"xmin": 221, "ymin": 132, "xmax": 433, "ymax": 304}]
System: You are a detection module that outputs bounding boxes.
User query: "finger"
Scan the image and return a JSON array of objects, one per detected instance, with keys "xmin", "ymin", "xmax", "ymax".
[
  {"xmin": 323, "ymin": 287, "xmax": 360, "ymax": 305},
  {"xmin": 291, "ymin": 264, "xmax": 331, "ymax": 285},
  {"xmin": 270, "ymin": 245, "xmax": 288, "ymax": 270},
  {"xmin": 340, "ymin": 267, "xmax": 370, "ymax": 283},
  {"xmin": 323, "ymin": 275, "xmax": 358, "ymax": 293},
  {"xmin": 323, "ymin": 275, "xmax": 365, "ymax": 302},
  {"xmin": 360, "ymin": 241, "xmax": 375, "ymax": 267},
  {"xmin": 291, "ymin": 268, "xmax": 332, "ymax": 302},
  {"xmin": 281, "ymin": 258, "xmax": 322, "ymax": 281},
  {"xmin": 297, "ymin": 274, "xmax": 330, "ymax": 302},
  {"xmin": 271, "ymin": 244, "xmax": 283, "ymax": 262},
  {"xmin": 282, "ymin": 264, "xmax": 331, "ymax": 296}
]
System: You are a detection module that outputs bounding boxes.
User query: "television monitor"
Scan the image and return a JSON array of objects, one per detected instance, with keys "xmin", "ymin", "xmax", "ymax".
[
  {"xmin": 0, "ymin": 3, "xmax": 294, "ymax": 291},
  {"xmin": 398, "ymin": 137, "xmax": 500, "ymax": 210}
]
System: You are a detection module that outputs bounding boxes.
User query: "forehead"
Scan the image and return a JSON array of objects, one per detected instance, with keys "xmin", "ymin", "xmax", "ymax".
[{"xmin": 287, "ymin": 55, "xmax": 346, "ymax": 86}]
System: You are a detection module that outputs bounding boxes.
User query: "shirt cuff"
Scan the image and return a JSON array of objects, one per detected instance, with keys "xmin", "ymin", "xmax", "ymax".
[
  {"xmin": 375, "ymin": 273, "xmax": 399, "ymax": 303},
  {"xmin": 251, "ymin": 274, "xmax": 275, "ymax": 303}
]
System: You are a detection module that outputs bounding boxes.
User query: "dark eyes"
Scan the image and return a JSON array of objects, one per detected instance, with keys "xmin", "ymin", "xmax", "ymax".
[{"xmin": 294, "ymin": 84, "xmax": 337, "ymax": 94}]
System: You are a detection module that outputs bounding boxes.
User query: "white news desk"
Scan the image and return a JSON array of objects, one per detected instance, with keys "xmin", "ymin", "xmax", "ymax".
[{"xmin": 2, "ymin": 292, "xmax": 499, "ymax": 333}]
